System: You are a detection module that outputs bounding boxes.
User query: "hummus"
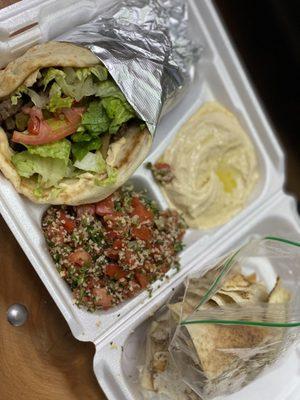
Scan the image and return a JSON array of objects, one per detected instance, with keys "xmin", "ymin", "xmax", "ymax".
[{"xmin": 159, "ymin": 101, "xmax": 259, "ymax": 229}]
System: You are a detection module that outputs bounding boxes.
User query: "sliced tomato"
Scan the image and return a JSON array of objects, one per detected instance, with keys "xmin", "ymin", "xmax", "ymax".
[
  {"xmin": 135, "ymin": 272, "xmax": 150, "ymax": 288},
  {"xmin": 105, "ymin": 264, "xmax": 127, "ymax": 279},
  {"xmin": 95, "ymin": 195, "xmax": 115, "ymax": 216},
  {"xmin": 68, "ymin": 249, "xmax": 92, "ymax": 267},
  {"xmin": 92, "ymin": 287, "xmax": 113, "ymax": 309},
  {"xmin": 22, "ymin": 106, "xmax": 43, "ymax": 119},
  {"xmin": 27, "ymin": 116, "xmax": 40, "ymax": 135},
  {"xmin": 130, "ymin": 197, "xmax": 153, "ymax": 222},
  {"xmin": 12, "ymin": 107, "xmax": 85, "ymax": 146},
  {"xmin": 75, "ymin": 204, "xmax": 96, "ymax": 217},
  {"xmin": 58, "ymin": 211, "xmax": 76, "ymax": 233},
  {"xmin": 132, "ymin": 226, "xmax": 152, "ymax": 241}
]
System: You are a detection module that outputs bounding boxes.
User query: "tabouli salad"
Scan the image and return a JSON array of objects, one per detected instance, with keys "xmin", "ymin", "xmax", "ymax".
[
  {"xmin": 0, "ymin": 64, "xmax": 143, "ymax": 196},
  {"xmin": 42, "ymin": 186, "xmax": 186, "ymax": 311}
]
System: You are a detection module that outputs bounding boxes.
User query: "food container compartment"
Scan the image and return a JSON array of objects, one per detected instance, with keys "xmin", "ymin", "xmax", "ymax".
[
  {"xmin": 0, "ymin": 0, "xmax": 288, "ymax": 345},
  {"xmin": 93, "ymin": 193, "xmax": 300, "ymax": 400}
]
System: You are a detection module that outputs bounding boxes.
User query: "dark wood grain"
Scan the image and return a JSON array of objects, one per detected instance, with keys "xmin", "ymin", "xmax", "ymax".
[{"xmin": 0, "ymin": 217, "xmax": 105, "ymax": 400}]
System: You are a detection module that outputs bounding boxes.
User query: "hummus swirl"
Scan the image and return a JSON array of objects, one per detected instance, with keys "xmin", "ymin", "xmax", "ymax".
[{"xmin": 160, "ymin": 101, "xmax": 259, "ymax": 229}]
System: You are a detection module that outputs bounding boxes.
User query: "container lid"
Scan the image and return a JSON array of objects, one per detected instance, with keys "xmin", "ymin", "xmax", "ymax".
[{"xmin": 0, "ymin": 0, "xmax": 111, "ymax": 68}]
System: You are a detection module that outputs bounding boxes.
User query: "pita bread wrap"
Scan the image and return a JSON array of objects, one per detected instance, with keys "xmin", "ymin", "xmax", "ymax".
[{"xmin": 0, "ymin": 42, "xmax": 152, "ymax": 205}]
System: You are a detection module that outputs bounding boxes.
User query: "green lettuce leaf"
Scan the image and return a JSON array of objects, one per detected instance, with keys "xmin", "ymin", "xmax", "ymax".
[
  {"xmin": 101, "ymin": 97, "xmax": 135, "ymax": 133},
  {"xmin": 77, "ymin": 101, "xmax": 110, "ymax": 136},
  {"xmin": 74, "ymin": 151, "xmax": 106, "ymax": 173},
  {"xmin": 72, "ymin": 137, "xmax": 102, "ymax": 161},
  {"xmin": 26, "ymin": 139, "xmax": 71, "ymax": 164},
  {"xmin": 76, "ymin": 65, "xmax": 108, "ymax": 82},
  {"xmin": 71, "ymin": 127, "xmax": 93, "ymax": 142},
  {"xmin": 94, "ymin": 166, "xmax": 118, "ymax": 186},
  {"xmin": 95, "ymin": 80, "xmax": 126, "ymax": 101},
  {"xmin": 48, "ymin": 83, "xmax": 73, "ymax": 112},
  {"xmin": 11, "ymin": 152, "xmax": 68, "ymax": 187}
]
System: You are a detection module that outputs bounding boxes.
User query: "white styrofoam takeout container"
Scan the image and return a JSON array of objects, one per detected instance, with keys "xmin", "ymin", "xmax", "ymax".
[{"xmin": 0, "ymin": 0, "xmax": 299, "ymax": 399}]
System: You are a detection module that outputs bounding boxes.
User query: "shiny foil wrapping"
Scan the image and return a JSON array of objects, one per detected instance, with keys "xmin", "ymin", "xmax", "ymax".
[{"xmin": 59, "ymin": 0, "xmax": 202, "ymax": 135}]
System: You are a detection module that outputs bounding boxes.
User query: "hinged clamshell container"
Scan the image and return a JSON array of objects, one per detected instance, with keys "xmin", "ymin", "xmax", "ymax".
[{"xmin": 0, "ymin": 1, "xmax": 299, "ymax": 399}]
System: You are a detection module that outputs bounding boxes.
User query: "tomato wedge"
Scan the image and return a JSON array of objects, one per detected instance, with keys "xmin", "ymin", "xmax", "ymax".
[{"xmin": 12, "ymin": 107, "xmax": 85, "ymax": 145}]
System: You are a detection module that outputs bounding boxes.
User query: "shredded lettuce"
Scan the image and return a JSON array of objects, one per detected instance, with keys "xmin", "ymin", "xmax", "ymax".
[
  {"xmin": 42, "ymin": 66, "xmax": 108, "ymax": 102},
  {"xmin": 11, "ymin": 152, "xmax": 68, "ymax": 188},
  {"xmin": 101, "ymin": 97, "xmax": 135, "ymax": 133},
  {"xmin": 72, "ymin": 137, "xmax": 102, "ymax": 161},
  {"xmin": 74, "ymin": 151, "xmax": 106, "ymax": 173},
  {"xmin": 48, "ymin": 83, "xmax": 73, "ymax": 112},
  {"xmin": 95, "ymin": 80, "xmax": 126, "ymax": 101},
  {"xmin": 11, "ymin": 85, "xmax": 48, "ymax": 108},
  {"xmin": 26, "ymin": 139, "xmax": 71, "ymax": 164},
  {"xmin": 76, "ymin": 65, "xmax": 108, "ymax": 82}
]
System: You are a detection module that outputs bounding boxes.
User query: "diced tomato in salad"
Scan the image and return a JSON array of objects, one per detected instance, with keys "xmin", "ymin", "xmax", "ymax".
[
  {"xmin": 68, "ymin": 249, "xmax": 92, "ymax": 267},
  {"xmin": 135, "ymin": 272, "xmax": 150, "ymax": 288},
  {"xmin": 130, "ymin": 197, "xmax": 153, "ymax": 222},
  {"xmin": 42, "ymin": 186, "xmax": 186, "ymax": 311},
  {"xmin": 92, "ymin": 288, "xmax": 113, "ymax": 310},
  {"xmin": 132, "ymin": 226, "xmax": 152, "ymax": 241},
  {"xmin": 105, "ymin": 264, "xmax": 127, "ymax": 279},
  {"xmin": 59, "ymin": 211, "xmax": 76, "ymax": 233}
]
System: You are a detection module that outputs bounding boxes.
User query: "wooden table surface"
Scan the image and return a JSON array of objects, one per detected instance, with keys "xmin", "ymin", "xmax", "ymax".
[{"xmin": 0, "ymin": 1, "xmax": 299, "ymax": 400}]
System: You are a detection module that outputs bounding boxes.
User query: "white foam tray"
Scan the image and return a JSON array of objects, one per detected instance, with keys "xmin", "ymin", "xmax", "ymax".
[
  {"xmin": 95, "ymin": 194, "xmax": 300, "ymax": 400},
  {"xmin": 0, "ymin": 0, "xmax": 298, "ymax": 399}
]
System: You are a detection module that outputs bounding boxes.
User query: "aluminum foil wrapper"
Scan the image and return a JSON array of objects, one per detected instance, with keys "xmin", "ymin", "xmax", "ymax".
[{"xmin": 59, "ymin": 0, "xmax": 202, "ymax": 135}]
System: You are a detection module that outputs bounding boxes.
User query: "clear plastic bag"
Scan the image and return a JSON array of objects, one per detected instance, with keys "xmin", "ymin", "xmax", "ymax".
[{"xmin": 168, "ymin": 236, "xmax": 300, "ymax": 399}]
